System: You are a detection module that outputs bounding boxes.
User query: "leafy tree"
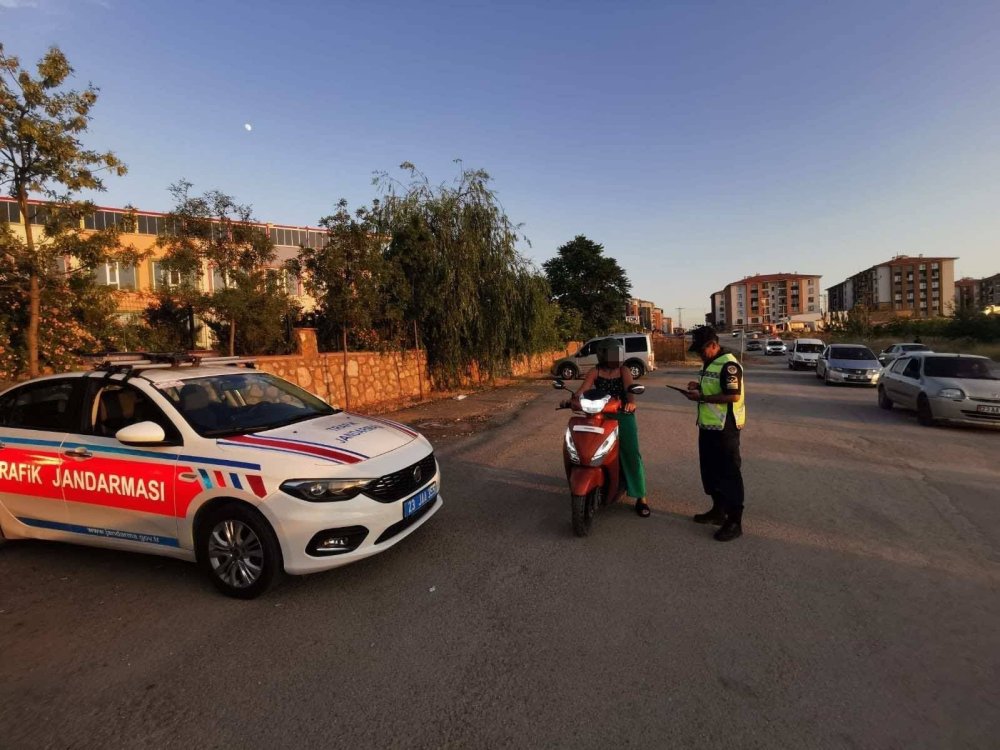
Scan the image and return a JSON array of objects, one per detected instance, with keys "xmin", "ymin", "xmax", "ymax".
[
  {"xmin": 292, "ymin": 198, "xmax": 407, "ymax": 352},
  {"xmin": 373, "ymin": 163, "xmax": 558, "ymax": 386},
  {"xmin": 0, "ymin": 44, "xmax": 127, "ymax": 376},
  {"xmin": 543, "ymin": 235, "xmax": 631, "ymax": 338},
  {"xmin": 157, "ymin": 182, "xmax": 296, "ymax": 356}
]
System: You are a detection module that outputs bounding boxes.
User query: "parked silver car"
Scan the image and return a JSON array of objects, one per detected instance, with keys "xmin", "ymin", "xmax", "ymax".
[
  {"xmin": 877, "ymin": 342, "xmax": 930, "ymax": 367},
  {"xmin": 816, "ymin": 344, "xmax": 882, "ymax": 386},
  {"xmin": 878, "ymin": 353, "xmax": 1000, "ymax": 427}
]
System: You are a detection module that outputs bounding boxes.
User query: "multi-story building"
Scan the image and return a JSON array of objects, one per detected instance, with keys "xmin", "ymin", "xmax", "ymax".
[
  {"xmin": 954, "ymin": 277, "xmax": 982, "ymax": 312},
  {"xmin": 2, "ymin": 197, "xmax": 319, "ymax": 346},
  {"xmin": 979, "ymin": 273, "xmax": 1000, "ymax": 310},
  {"xmin": 710, "ymin": 273, "xmax": 822, "ymax": 331},
  {"xmin": 826, "ymin": 255, "xmax": 957, "ymax": 322},
  {"xmin": 626, "ymin": 298, "xmax": 669, "ymax": 332}
]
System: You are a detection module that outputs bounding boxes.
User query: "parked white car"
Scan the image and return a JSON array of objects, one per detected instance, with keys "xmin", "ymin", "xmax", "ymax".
[
  {"xmin": 878, "ymin": 352, "xmax": 1000, "ymax": 427},
  {"xmin": 0, "ymin": 356, "xmax": 442, "ymax": 598},
  {"xmin": 764, "ymin": 339, "xmax": 787, "ymax": 356},
  {"xmin": 877, "ymin": 342, "xmax": 931, "ymax": 367},
  {"xmin": 787, "ymin": 339, "xmax": 825, "ymax": 370}
]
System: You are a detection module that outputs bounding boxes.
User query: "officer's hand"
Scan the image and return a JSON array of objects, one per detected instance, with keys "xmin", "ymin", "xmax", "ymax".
[
  {"xmin": 684, "ymin": 389, "xmax": 701, "ymax": 401},
  {"xmin": 687, "ymin": 381, "xmax": 700, "ymax": 391}
]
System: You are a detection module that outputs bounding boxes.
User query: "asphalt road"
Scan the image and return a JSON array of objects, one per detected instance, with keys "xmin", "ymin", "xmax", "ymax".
[{"xmin": 1, "ymin": 353, "xmax": 998, "ymax": 749}]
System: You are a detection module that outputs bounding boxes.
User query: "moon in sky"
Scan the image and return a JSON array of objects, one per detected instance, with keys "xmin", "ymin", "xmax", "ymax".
[{"xmin": 244, "ymin": 123, "xmax": 253, "ymax": 132}]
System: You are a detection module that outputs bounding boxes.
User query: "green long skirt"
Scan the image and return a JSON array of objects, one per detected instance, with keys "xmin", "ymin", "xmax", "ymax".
[{"xmin": 616, "ymin": 411, "xmax": 647, "ymax": 498}]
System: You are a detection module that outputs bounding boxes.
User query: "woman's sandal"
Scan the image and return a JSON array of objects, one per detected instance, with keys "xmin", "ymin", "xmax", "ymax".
[{"xmin": 635, "ymin": 499, "xmax": 650, "ymax": 517}]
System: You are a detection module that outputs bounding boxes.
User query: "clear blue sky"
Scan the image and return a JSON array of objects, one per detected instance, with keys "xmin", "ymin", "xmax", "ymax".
[{"xmin": 5, "ymin": 0, "xmax": 1000, "ymax": 322}]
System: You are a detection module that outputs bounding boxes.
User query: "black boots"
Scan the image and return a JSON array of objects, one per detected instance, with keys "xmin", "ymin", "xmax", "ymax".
[
  {"xmin": 693, "ymin": 508, "xmax": 726, "ymax": 525},
  {"xmin": 713, "ymin": 521, "xmax": 743, "ymax": 542}
]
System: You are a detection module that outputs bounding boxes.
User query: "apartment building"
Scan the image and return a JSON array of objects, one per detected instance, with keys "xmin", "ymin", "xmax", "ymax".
[
  {"xmin": 954, "ymin": 277, "xmax": 982, "ymax": 312},
  {"xmin": 626, "ymin": 298, "xmax": 670, "ymax": 333},
  {"xmin": 710, "ymin": 273, "xmax": 822, "ymax": 331},
  {"xmin": 826, "ymin": 255, "xmax": 957, "ymax": 322}
]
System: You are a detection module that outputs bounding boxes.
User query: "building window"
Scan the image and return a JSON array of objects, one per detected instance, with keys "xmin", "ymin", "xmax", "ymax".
[
  {"xmin": 95, "ymin": 262, "xmax": 137, "ymax": 290},
  {"xmin": 151, "ymin": 261, "xmax": 193, "ymax": 290},
  {"xmin": 1, "ymin": 201, "xmax": 21, "ymax": 223},
  {"xmin": 84, "ymin": 210, "xmax": 125, "ymax": 231}
]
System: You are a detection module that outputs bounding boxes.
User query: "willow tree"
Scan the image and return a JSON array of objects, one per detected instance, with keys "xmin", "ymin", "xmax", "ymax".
[
  {"xmin": 374, "ymin": 163, "xmax": 558, "ymax": 386},
  {"xmin": 0, "ymin": 44, "xmax": 127, "ymax": 376}
]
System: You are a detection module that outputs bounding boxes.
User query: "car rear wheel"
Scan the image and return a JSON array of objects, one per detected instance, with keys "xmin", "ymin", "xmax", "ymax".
[
  {"xmin": 197, "ymin": 503, "xmax": 283, "ymax": 599},
  {"xmin": 877, "ymin": 386, "xmax": 893, "ymax": 410},
  {"xmin": 626, "ymin": 360, "xmax": 644, "ymax": 379},
  {"xmin": 916, "ymin": 395, "xmax": 936, "ymax": 426},
  {"xmin": 559, "ymin": 363, "xmax": 578, "ymax": 380}
]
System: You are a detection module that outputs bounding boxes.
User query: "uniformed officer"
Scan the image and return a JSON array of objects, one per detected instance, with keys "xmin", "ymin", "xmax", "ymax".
[{"xmin": 684, "ymin": 326, "xmax": 746, "ymax": 542}]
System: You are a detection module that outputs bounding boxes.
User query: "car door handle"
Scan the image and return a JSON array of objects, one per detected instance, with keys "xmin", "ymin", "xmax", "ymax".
[
  {"xmin": 179, "ymin": 472, "xmax": 200, "ymax": 482},
  {"xmin": 63, "ymin": 447, "xmax": 93, "ymax": 459}
]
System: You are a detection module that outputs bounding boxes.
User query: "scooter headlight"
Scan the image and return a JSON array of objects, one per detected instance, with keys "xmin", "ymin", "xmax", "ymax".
[
  {"xmin": 579, "ymin": 394, "xmax": 611, "ymax": 415},
  {"xmin": 564, "ymin": 427, "xmax": 580, "ymax": 464},
  {"xmin": 591, "ymin": 428, "xmax": 618, "ymax": 466}
]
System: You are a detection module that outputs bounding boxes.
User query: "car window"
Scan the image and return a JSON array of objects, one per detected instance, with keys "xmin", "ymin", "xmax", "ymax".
[
  {"xmin": 796, "ymin": 343, "xmax": 824, "ymax": 353},
  {"xmin": 890, "ymin": 358, "xmax": 910, "ymax": 373},
  {"xmin": 902, "ymin": 358, "xmax": 922, "ymax": 379},
  {"xmin": 830, "ymin": 347, "xmax": 877, "ymax": 361},
  {"xmin": 624, "ymin": 336, "xmax": 646, "ymax": 353},
  {"xmin": 578, "ymin": 342, "xmax": 595, "ymax": 357},
  {"xmin": 155, "ymin": 372, "xmax": 338, "ymax": 437},
  {"xmin": 85, "ymin": 381, "xmax": 182, "ymax": 442},
  {"xmin": 923, "ymin": 357, "xmax": 998, "ymax": 380},
  {"xmin": 901, "ymin": 344, "xmax": 929, "ymax": 352},
  {"xmin": 0, "ymin": 379, "xmax": 80, "ymax": 432}
]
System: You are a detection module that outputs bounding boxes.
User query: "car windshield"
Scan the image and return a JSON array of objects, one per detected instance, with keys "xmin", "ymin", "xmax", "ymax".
[
  {"xmin": 796, "ymin": 344, "xmax": 824, "ymax": 353},
  {"xmin": 923, "ymin": 357, "xmax": 999, "ymax": 380},
  {"xmin": 901, "ymin": 344, "xmax": 929, "ymax": 352},
  {"xmin": 830, "ymin": 347, "xmax": 877, "ymax": 361},
  {"xmin": 156, "ymin": 372, "xmax": 339, "ymax": 437}
]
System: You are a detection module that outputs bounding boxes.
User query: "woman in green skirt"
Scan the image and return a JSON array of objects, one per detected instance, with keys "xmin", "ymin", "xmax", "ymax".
[{"xmin": 565, "ymin": 338, "xmax": 649, "ymax": 516}]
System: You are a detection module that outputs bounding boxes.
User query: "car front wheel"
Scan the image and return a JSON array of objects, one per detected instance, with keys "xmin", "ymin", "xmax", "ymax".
[
  {"xmin": 197, "ymin": 503, "xmax": 283, "ymax": 599},
  {"xmin": 916, "ymin": 394, "xmax": 937, "ymax": 427},
  {"xmin": 626, "ymin": 361, "xmax": 644, "ymax": 379},
  {"xmin": 878, "ymin": 386, "xmax": 893, "ymax": 410}
]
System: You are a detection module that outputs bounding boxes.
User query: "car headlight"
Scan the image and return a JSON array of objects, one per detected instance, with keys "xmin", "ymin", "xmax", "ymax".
[
  {"xmin": 591, "ymin": 429, "xmax": 619, "ymax": 465},
  {"xmin": 564, "ymin": 427, "xmax": 580, "ymax": 464},
  {"xmin": 280, "ymin": 478, "xmax": 371, "ymax": 501},
  {"xmin": 937, "ymin": 388, "xmax": 965, "ymax": 399}
]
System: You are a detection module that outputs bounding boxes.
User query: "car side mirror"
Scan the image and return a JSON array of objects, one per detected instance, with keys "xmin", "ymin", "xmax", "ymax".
[
  {"xmin": 628, "ymin": 384, "xmax": 645, "ymax": 395},
  {"xmin": 116, "ymin": 421, "xmax": 167, "ymax": 446},
  {"xmin": 552, "ymin": 380, "xmax": 567, "ymax": 390}
]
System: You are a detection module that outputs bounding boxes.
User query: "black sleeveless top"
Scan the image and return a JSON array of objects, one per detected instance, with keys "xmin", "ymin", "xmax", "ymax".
[{"xmin": 594, "ymin": 372, "xmax": 626, "ymax": 401}]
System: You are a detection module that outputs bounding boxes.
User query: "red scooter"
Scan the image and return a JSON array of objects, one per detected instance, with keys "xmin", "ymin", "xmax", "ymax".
[{"xmin": 554, "ymin": 379, "xmax": 645, "ymax": 536}]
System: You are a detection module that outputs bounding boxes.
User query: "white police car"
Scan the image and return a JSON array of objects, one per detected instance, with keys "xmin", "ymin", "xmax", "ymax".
[{"xmin": 0, "ymin": 355, "xmax": 441, "ymax": 598}]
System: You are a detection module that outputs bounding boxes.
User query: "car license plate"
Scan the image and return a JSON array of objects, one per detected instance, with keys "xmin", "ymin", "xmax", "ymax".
[
  {"xmin": 404, "ymin": 482, "xmax": 437, "ymax": 518},
  {"xmin": 848, "ymin": 375, "xmax": 865, "ymax": 381},
  {"xmin": 977, "ymin": 404, "xmax": 1000, "ymax": 415}
]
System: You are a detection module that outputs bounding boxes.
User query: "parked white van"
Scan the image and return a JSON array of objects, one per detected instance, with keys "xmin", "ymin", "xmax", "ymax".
[
  {"xmin": 787, "ymin": 338, "xmax": 826, "ymax": 370},
  {"xmin": 551, "ymin": 333, "xmax": 655, "ymax": 380}
]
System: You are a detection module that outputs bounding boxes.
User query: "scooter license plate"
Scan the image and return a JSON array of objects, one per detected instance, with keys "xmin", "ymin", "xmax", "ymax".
[{"xmin": 403, "ymin": 483, "xmax": 438, "ymax": 518}]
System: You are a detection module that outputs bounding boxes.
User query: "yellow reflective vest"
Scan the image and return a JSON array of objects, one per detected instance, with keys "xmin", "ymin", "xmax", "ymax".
[{"xmin": 697, "ymin": 352, "xmax": 746, "ymax": 430}]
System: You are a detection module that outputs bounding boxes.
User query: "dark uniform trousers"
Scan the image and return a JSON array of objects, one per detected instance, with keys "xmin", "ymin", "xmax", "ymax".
[{"xmin": 698, "ymin": 425, "xmax": 744, "ymax": 523}]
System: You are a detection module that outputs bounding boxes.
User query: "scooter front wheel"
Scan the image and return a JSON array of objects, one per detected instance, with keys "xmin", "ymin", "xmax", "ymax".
[
  {"xmin": 571, "ymin": 494, "xmax": 592, "ymax": 537},
  {"xmin": 571, "ymin": 488, "xmax": 600, "ymax": 537}
]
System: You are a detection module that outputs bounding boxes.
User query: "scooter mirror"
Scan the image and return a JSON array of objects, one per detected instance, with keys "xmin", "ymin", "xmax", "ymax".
[
  {"xmin": 552, "ymin": 379, "xmax": 566, "ymax": 390},
  {"xmin": 628, "ymin": 384, "xmax": 645, "ymax": 395}
]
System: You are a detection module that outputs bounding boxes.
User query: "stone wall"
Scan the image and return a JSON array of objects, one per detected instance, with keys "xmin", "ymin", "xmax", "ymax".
[{"xmin": 253, "ymin": 330, "xmax": 580, "ymax": 413}]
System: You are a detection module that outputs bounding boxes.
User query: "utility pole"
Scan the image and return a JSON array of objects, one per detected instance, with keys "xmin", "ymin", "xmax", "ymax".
[{"xmin": 676, "ymin": 307, "xmax": 685, "ymax": 332}]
